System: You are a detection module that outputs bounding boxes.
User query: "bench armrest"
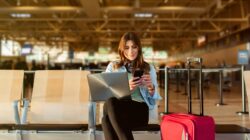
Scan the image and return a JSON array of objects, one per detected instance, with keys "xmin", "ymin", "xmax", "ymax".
[
  {"xmin": 88, "ymin": 101, "xmax": 96, "ymax": 131},
  {"xmin": 13, "ymin": 98, "xmax": 30, "ymax": 124}
]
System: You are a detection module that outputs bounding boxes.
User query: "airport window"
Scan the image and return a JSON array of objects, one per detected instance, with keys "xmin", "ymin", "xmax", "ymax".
[{"xmin": 1, "ymin": 40, "xmax": 21, "ymax": 56}]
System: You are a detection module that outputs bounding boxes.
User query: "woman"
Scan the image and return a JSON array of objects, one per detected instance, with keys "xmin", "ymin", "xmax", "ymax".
[{"xmin": 102, "ymin": 32, "xmax": 161, "ymax": 140}]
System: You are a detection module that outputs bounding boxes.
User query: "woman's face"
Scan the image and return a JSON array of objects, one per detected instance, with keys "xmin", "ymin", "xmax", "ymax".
[{"xmin": 123, "ymin": 40, "xmax": 138, "ymax": 61}]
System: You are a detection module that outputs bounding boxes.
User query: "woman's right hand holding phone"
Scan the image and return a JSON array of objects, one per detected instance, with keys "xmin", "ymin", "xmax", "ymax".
[{"xmin": 129, "ymin": 77, "xmax": 142, "ymax": 91}]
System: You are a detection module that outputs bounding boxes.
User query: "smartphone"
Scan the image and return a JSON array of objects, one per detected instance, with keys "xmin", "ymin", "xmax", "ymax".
[{"xmin": 133, "ymin": 69, "xmax": 144, "ymax": 78}]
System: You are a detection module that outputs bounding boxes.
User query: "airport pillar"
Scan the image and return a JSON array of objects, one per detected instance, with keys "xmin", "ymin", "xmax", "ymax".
[
  {"xmin": 237, "ymin": 65, "xmax": 249, "ymax": 115},
  {"xmin": 236, "ymin": 50, "xmax": 249, "ymax": 115}
]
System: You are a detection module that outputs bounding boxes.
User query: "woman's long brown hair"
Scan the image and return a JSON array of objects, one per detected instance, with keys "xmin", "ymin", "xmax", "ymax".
[{"xmin": 113, "ymin": 32, "xmax": 150, "ymax": 73}]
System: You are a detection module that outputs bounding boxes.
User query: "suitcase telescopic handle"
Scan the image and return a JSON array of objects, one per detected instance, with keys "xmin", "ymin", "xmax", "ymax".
[{"xmin": 186, "ymin": 57, "xmax": 204, "ymax": 116}]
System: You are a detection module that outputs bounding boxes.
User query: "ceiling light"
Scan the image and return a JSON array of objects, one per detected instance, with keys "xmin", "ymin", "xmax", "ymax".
[
  {"xmin": 134, "ymin": 13, "xmax": 153, "ymax": 18},
  {"xmin": 11, "ymin": 13, "xmax": 31, "ymax": 18}
]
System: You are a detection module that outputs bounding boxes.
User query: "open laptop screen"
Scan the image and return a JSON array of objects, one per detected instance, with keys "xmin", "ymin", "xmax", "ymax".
[{"xmin": 87, "ymin": 72, "xmax": 130, "ymax": 101}]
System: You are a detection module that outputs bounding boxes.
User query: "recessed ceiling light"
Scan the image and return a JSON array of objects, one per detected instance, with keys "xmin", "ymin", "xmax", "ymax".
[
  {"xmin": 134, "ymin": 13, "xmax": 153, "ymax": 18},
  {"xmin": 11, "ymin": 13, "xmax": 31, "ymax": 18}
]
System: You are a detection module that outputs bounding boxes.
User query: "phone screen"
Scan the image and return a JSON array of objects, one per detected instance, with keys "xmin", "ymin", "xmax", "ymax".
[{"xmin": 133, "ymin": 70, "xmax": 144, "ymax": 78}]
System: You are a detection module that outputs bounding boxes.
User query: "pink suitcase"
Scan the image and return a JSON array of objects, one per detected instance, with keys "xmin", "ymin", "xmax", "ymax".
[
  {"xmin": 160, "ymin": 57, "xmax": 215, "ymax": 140},
  {"xmin": 161, "ymin": 113, "xmax": 215, "ymax": 140}
]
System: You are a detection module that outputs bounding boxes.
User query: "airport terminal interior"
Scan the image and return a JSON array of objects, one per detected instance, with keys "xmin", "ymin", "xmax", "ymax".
[{"xmin": 0, "ymin": 0, "xmax": 250, "ymax": 140}]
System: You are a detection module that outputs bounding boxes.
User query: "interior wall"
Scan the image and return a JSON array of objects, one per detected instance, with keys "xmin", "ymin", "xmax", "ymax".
[
  {"xmin": 167, "ymin": 43, "xmax": 248, "ymax": 67},
  {"xmin": 198, "ymin": 43, "xmax": 247, "ymax": 67}
]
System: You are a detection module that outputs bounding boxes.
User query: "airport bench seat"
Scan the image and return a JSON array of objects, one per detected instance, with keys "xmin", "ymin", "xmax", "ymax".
[
  {"xmin": 0, "ymin": 70, "xmax": 24, "ymax": 129},
  {"xmin": 21, "ymin": 70, "xmax": 91, "ymax": 131}
]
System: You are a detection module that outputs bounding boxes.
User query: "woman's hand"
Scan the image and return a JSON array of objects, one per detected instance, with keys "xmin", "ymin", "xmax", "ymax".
[
  {"xmin": 129, "ymin": 77, "xmax": 142, "ymax": 91},
  {"xmin": 141, "ymin": 74, "xmax": 155, "ymax": 96}
]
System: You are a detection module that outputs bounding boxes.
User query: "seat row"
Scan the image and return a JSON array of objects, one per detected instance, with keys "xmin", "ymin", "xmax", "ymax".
[
  {"xmin": 0, "ymin": 70, "xmax": 92, "ymax": 130},
  {"xmin": 0, "ymin": 70, "xmax": 160, "ymax": 137}
]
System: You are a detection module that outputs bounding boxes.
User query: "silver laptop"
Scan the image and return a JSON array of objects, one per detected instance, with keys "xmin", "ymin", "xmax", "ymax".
[{"xmin": 87, "ymin": 72, "xmax": 131, "ymax": 101}]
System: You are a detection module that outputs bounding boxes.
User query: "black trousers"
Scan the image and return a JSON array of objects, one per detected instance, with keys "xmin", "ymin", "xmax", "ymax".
[{"xmin": 102, "ymin": 97, "xmax": 149, "ymax": 140}]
